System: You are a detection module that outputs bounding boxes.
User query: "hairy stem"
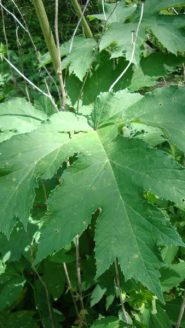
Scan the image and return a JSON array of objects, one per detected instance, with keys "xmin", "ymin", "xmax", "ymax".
[
  {"xmin": 54, "ymin": 0, "xmax": 66, "ymax": 109},
  {"xmin": 71, "ymin": 0, "xmax": 93, "ymax": 38},
  {"xmin": 32, "ymin": 0, "xmax": 66, "ymax": 107},
  {"xmin": 12, "ymin": 0, "xmax": 59, "ymax": 96}
]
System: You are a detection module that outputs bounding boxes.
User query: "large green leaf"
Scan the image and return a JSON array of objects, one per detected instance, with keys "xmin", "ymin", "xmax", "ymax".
[
  {"xmin": 1, "ymin": 89, "xmax": 185, "ymax": 300},
  {"xmin": 40, "ymin": 36, "xmax": 97, "ymax": 81},
  {"xmin": 99, "ymin": 22, "xmax": 144, "ymax": 64},
  {"xmin": 99, "ymin": 1, "xmax": 185, "ymax": 64},
  {"xmin": 36, "ymin": 92, "xmax": 185, "ymax": 299}
]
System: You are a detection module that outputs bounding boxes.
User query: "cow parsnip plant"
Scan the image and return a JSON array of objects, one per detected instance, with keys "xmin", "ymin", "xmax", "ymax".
[{"xmin": 0, "ymin": 0, "xmax": 185, "ymax": 327}]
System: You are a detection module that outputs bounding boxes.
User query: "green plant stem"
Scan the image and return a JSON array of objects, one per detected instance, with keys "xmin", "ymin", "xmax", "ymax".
[
  {"xmin": 71, "ymin": 0, "xmax": 93, "ymax": 38},
  {"xmin": 63, "ymin": 262, "xmax": 80, "ymax": 319},
  {"xmin": 32, "ymin": 0, "xmax": 66, "ymax": 108},
  {"xmin": 32, "ymin": 0, "xmax": 59, "ymax": 72}
]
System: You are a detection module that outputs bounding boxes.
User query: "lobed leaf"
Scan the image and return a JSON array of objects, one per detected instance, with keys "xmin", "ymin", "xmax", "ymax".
[{"xmin": 36, "ymin": 92, "xmax": 185, "ymax": 299}]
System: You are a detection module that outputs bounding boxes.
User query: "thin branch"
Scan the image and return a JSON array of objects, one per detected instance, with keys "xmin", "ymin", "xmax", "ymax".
[
  {"xmin": 69, "ymin": 0, "xmax": 91, "ymax": 53},
  {"xmin": 4, "ymin": 56, "xmax": 49, "ymax": 97},
  {"xmin": 1, "ymin": 1, "xmax": 57, "ymax": 108},
  {"xmin": 15, "ymin": 24, "xmax": 31, "ymax": 102},
  {"xmin": 176, "ymin": 289, "xmax": 185, "ymax": 328},
  {"xmin": 63, "ymin": 262, "xmax": 80, "ymax": 318},
  {"xmin": 32, "ymin": 263, "xmax": 55, "ymax": 328},
  {"xmin": 71, "ymin": 0, "xmax": 93, "ymax": 38},
  {"xmin": 75, "ymin": 235, "xmax": 87, "ymax": 327},
  {"xmin": 44, "ymin": 78, "xmax": 59, "ymax": 112},
  {"xmin": 109, "ymin": 1, "xmax": 145, "ymax": 91},
  {"xmin": 0, "ymin": 0, "xmax": 28, "ymax": 32},
  {"xmin": 101, "ymin": 0, "xmax": 107, "ymax": 21},
  {"xmin": 4, "ymin": 56, "xmax": 57, "ymax": 111},
  {"xmin": 11, "ymin": 0, "xmax": 38, "ymax": 52},
  {"xmin": 54, "ymin": 0, "xmax": 67, "ymax": 109},
  {"xmin": 1, "ymin": 1, "xmax": 18, "ymax": 92},
  {"xmin": 11, "ymin": 0, "xmax": 61, "ymax": 100},
  {"xmin": 1, "ymin": 2, "xmax": 9, "ymax": 52},
  {"xmin": 114, "ymin": 259, "xmax": 129, "ymax": 324},
  {"xmin": 106, "ymin": 2, "xmax": 118, "ymax": 24},
  {"xmin": 172, "ymin": 7, "xmax": 179, "ymax": 15}
]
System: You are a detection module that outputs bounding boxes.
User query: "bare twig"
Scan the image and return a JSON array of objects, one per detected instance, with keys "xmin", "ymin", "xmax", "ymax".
[
  {"xmin": 15, "ymin": 24, "xmax": 31, "ymax": 102},
  {"xmin": 69, "ymin": 0, "xmax": 91, "ymax": 53},
  {"xmin": 3, "ymin": 56, "xmax": 48, "ymax": 97},
  {"xmin": 114, "ymin": 259, "xmax": 129, "ymax": 324},
  {"xmin": 172, "ymin": 7, "xmax": 179, "ymax": 15},
  {"xmin": 44, "ymin": 78, "xmax": 59, "ymax": 112},
  {"xmin": 0, "ymin": 0, "xmax": 28, "ymax": 32},
  {"xmin": 1, "ymin": 0, "xmax": 60, "ymax": 105},
  {"xmin": 109, "ymin": 1, "xmax": 144, "ymax": 91},
  {"xmin": 106, "ymin": 2, "xmax": 118, "ymax": 24},
  {"xmin": 63, "ymin": 262, "xmax": 80, "ymax": 318},
  {"xmin": 0, "ymin": 1, "xmax": 18, "ymax": 92},
  {"xmin": 11, "ymin": 0, "xmax": 38, "ymax": 53},
  {"xmin": 101, "ymin": 0, "xmax": 107, "ymax": 21},
  {"xmin": 4, "ymin": 56, "xmax": 57, "ymax": 111},
  {"xmin": 11, "ymin": 0, "xmax": 61, "ymax": 100},
  {"xmin": 176, "ymin": 289, "xmax": 185, "ymax": 328}
]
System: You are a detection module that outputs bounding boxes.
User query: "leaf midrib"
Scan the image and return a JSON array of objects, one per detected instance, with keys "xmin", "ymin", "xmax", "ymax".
[{"xmin": 95, "ymin": 129, "xmax": 157, "ymax": 285}]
